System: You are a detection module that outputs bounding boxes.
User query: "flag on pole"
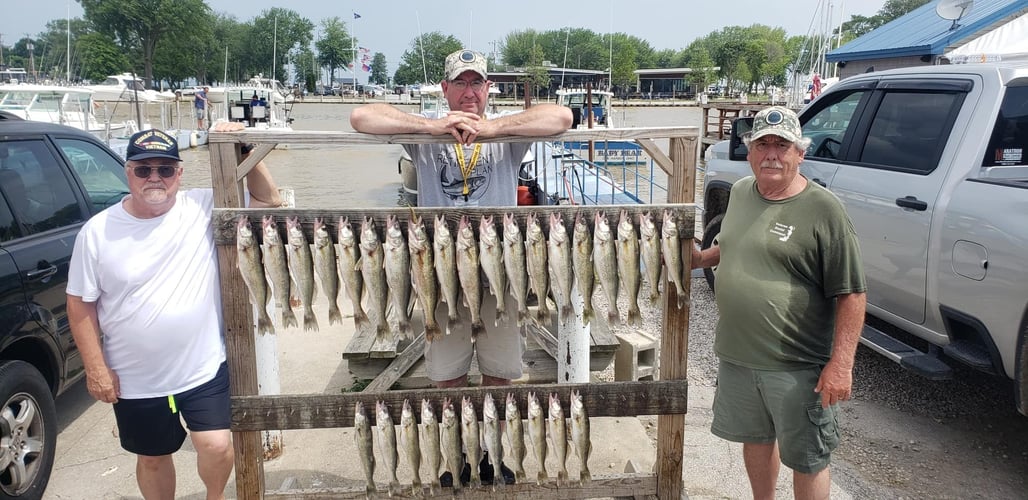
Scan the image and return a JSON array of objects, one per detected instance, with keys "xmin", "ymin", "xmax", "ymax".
[
  {"xmin": 353, "ymin": 12, "xmax": 361, "ymax": 19},
  {"xmin": 362, "ymin": 64, "xmax": 371, "ymax": 72},
  {"xmin": 359, "ymin": 46, "xmax": 369, "ymax": 53}
]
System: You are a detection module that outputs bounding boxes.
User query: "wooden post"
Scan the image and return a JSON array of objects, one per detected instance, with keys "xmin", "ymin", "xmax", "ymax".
[
  {"xmin": 656, "ymin": 136, "xmax": 695, "ymax": 499},
  {"xmin": 210, "ymin": 140, "xmax": 265, "ymax": 499}
]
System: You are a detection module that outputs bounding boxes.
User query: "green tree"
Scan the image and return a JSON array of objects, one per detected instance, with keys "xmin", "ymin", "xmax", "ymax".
[
  {"xmin": 841, "ymin": 0, "xmax": 930, "ymax": 39},
  {"xmin": 682, "ymin": 44, "xmax": 716, "ymax": 93},
  {"xmin": 521, "ymin": 43, "xmax": 550, "ymax": 99},
  {"xmin": 79, "ymin": 0, "xmax": 210, "ymax": 88},
  {"xmin": 245, "ymin": 8, "xmax": 313, "ymax": 83},
  {"xmin": 369, "ymin": 52, "xmax": 388, "ymax": 85},
  {"xmin": 75, "ymin": 32, "xmax": 128, "ymax": 83},
  {"xmin": 393, "ymin": 31, "xmax": 462, "ymax": 85},
  {"xmin": 316, "ymin": 17, "xmax": 352, "ymax": 87}
]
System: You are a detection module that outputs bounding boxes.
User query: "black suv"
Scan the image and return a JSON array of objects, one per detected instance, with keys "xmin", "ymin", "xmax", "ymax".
[{"xmin": 0, "ymin": 111, "xmax": 129, "ymax": 498}]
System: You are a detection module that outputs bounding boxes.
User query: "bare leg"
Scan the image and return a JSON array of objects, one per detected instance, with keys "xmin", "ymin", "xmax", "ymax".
[
  {"xmin": 190, "ymin": 429, "xmax": 234, "ymax": 500},
  {"xmin": 435, "ymin": 374, "xmax": 469, "ymax": 388},
  {"xmin": 480, "ymin": 374, "xmax": 511, "ymax": 386},
  {"xmin": 743, "ymin": 442, "xmax": 780, "ymax": 500},
  {"xmin": 136, "ymin": 454, "xmax": 176, "ymax": 500},
  {"xmin": 793, "ymin": 467, "xmax": 831, "ymax": 500}
]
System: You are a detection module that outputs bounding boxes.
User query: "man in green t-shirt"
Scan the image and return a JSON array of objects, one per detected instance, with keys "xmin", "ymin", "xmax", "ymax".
[{"xmin": 691, "ymin": 106, "xmax": 867, "ymax": 499}]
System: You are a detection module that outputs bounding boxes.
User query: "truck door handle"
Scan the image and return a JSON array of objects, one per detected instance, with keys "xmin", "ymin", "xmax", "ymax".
[
  {"xmin": 26, "ymin": 263, "xmax": 58, "ymax": 281},
  {"xmin": 812, "ymin": 177, "xmax": 826, "ymax": 187},
  {"xmin": 895, "ymin": 196, "xmax": 928, "ymax": 211}
]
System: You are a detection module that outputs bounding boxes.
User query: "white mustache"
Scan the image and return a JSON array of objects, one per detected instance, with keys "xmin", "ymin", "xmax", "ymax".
[{"xmin": 760, "ymin": 160, "xmax": 784, "ymax": 170}]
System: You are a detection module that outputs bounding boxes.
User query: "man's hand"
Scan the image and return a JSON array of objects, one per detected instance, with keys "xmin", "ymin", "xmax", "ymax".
[
  {"xmin": 814, "ymin": 359, "xmax": 853, "ymax": 408},
  {"xmin": 432, "ymin": 111, "xmax": 481, "ymax": 144},
  {"xmin": 86, "ymin": 365, "xmax": 121, "ymax": 404}
]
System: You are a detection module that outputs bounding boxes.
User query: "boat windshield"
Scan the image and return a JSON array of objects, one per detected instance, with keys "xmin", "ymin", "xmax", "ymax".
[
  {"xmin": 0, "ymin": 91, "xmax": 34, "ymax": 109},
  {"xmin": 559, "ymin": 92, "xmax": 610, "ymax": 108}
]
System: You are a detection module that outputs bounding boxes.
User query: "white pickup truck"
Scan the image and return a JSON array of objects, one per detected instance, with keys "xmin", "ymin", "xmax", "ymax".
[{"xmin": 701, "ymin": 64, "xmax": 1028, "ymax": 417}]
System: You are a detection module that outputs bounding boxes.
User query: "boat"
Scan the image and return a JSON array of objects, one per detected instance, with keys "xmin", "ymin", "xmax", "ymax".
[
  {"xmin": 207, "ymin": 76, "xmax": 295, "ymax": 131},
  {"xmin": 0, "ymin": 83, "xmax": 133, "ymax": 157},
  {"xmin": 555, "ymin": 87, "xmax": 646, "ymax": 165},
  {"xmin": 84, "ymin": 73, "xmax": 175, "ymax": 103}
]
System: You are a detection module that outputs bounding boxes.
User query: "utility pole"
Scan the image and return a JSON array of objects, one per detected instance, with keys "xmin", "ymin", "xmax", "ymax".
[
  {"xmin": 0, "ymin": 33, "xmax": 5, "ymax": 67},
  {"xmin": 27, "ymin": 37, "xmax": 35, "ymax": 82}
]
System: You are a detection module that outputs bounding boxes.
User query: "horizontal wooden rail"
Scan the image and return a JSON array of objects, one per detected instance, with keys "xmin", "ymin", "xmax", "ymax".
[
  {"xmin": 231, "ymin": 380, "xmax": 687, "ymax": 432},
  {"xmin": 265, "ymin": 472, "xmax": 656, "ymax": 499}
]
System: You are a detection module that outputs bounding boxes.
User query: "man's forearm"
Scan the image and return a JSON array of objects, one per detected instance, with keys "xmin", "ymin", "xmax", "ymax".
[
  {"xmin": 488, "ymin": 103, "xmax": 573, "ymax": 137},
  {"xmin": 67, "ymin": 295, "xmax": 107, "ymax": 372},
  {"xmin": 351, "ymin": 103, "xmax": 434, "ymax": 134},
  {"xmin": 830, "ymin": 292, "xmax": 866, "ymax": 368}
]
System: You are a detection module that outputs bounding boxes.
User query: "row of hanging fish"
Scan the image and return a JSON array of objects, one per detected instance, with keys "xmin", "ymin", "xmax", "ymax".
[
  {"xmin": 236, "ymin": 209, "xmax": 688, "ymax": 337},
  {"xmin": 354, "ymin": 390, "xmax": 591, "ymax": 496}
]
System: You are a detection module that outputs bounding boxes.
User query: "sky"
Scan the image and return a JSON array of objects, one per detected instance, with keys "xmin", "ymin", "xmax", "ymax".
[{"xmin": 1, "ymin": 0, "xmax": 888, "ymax": 78}]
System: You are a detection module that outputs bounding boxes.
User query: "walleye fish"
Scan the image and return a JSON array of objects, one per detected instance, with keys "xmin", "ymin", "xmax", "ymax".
[
  {"xmin": 549, "ymin": 393, "xmax": 569, "ymax": 485},
  {"xmin": 502, "ymin": 213, "xmax": 530, "ymax": 327},
  {"xmin": 336, "ymin": 217, "xmax": 367, "ymax": 329},
  {"xmin": 261, "ymin": 216, "xmax": 297, "ymax": 328},
  {"xmin": 286, "ymin": 216, "xmax": 318, "ymax": 332},
  {"xmin": 617, "ymin": 210, "xmax": 642, "ymax": 326},
  {"xmin": 662, "ymin": 209, "xmax": 687, "ymax": 309},
  {"xmin": 456, "ymin": 215, "xmax": 485, "ymax": 340},
  {"xmin": 527, "ymin": 392, "xmax": 548, "ymax": 484},
  {"xmin": 593, "ymin": 211, "xmax": 621, "ymax": 324},
  {"xmin": 433, "ymin": 215, "xmax": 461, "ymax": 333},
  {"xmin": 408, "ymin": 215, "xmax": 440, "ymax": 341},
  {"xmin": 569, "ymin": 389, "xmax": 592, "ymax": 482},
  {"xmin": 440, "ymin": 398, "xmax": 464, "ymax": 492},
  {"xmin": 525, "ymin": 212, "xmax": 550, "ymax": 320},
  {"xmin": 421, "ymin": 399, "xmax": 442, "ymax": 493},
  {"xmin": 479, "ymin": 215, "xmax": 508, "ymax": 326},
  {"xmin": 461, "ymin": 395, "xmax": 483, "ymax": 487},
  {"xmin": 548, "ymin": 212, "xmax": 574, "ymax": 323},
  {"xmin": 376, "ymin": 400, "xmax": 400, "ymax": 496},
  {"xmin": 482, "ymin": 393, "xmax": 505, "ymax": 490},
  {"xmin": 360, "ymin": 217, "xmax": 390, "ymax": 339},
  {"xmin": 354, "ymin": 401, "xmax": 376, "ymax": 495},
  {"xmin": 505, "ymin": 393, "xmax": 528, "ymax": 483},
  {"xmin": 400, "ymin": 399, "xmax": 422, "ymax": 495},
  {"xmin": 384, "ymin": 215, "xmax": 413, "ymax": 340},
  {"xmin": 312, "ymin": 217, "xmax": 342, "ymax": 325},
  {"xmin": 571, "ymin": 213, "xmax": 595, "ymax": 325},
  {"xmin": 639, "ymin": 211, "xmax": 663, "ymax": 305},
  {"xmin": 236, "ymin": 216, "xmax": 273, "ymax": 335}
]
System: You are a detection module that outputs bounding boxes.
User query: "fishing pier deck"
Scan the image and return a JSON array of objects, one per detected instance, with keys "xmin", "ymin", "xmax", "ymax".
[{"xmin": 209, "ymin": 126, "xmax": 699, "ymax": 499}]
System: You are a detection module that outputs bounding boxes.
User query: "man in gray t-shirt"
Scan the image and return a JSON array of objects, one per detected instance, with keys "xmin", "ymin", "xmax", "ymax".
[{"xmin": 352, "ymin": 48, "xmax": 571, "ymax": 486}]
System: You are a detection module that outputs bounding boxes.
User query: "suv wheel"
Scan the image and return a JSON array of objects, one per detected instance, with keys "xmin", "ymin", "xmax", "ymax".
[
  {"xmin": 701, "ymin": 214, "xmax": 723, "ymax": 292},
  {"xmin": 0, "ymin": 361, "xmax": 56, "ymax": 499}
]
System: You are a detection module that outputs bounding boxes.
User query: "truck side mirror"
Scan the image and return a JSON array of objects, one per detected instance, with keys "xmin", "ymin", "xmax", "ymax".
[{"xmin": 728, "ymin": 117, "xmax": 754, "ymax": 161}]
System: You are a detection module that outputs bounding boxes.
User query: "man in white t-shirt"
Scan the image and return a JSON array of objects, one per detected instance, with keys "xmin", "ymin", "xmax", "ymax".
[
  {"xmin": 66, "ymin": 124, "xmax": 280, "ymax": 500},
  {"xmin": 350, "ymin": 49, "xmax": 572, "ymax": 487}
]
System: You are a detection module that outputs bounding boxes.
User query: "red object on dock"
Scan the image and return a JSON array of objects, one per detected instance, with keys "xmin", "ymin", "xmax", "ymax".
[{"xmin": 517, "ymin": 185, "xmax": 535, "ymax": 205}]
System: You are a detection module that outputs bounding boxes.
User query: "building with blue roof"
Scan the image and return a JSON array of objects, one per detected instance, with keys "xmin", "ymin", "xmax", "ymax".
[{"xmin": 828, "ymin": 0, "xmax": 1028, "ymax": 79}]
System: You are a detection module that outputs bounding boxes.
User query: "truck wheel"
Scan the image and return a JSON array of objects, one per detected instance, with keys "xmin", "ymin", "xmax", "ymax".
[
  {"xmin": 700, "ymin": 214, "xmax": 723, "ymax": 292},
  {"xmin": 1017, "ymin": 324, "xmax": 1028, "ymax": 417},
  {"xmin": 0, "ymin": 361, "xmax": 57, "ymax": 499}
]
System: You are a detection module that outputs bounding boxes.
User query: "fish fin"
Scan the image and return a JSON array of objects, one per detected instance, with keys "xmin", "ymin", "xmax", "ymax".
[
  {"xmin": 399, "ymin": 320, "xmax": 413, "ymax": 340},
  {"xmin": 353, "ymin": 309, "xmax": 369, "ymax": 329},
  {"xmin": 516, "ymin": 308, "xmax": 526, "ymax": 328},
  {"xmin": 580, "ymin": 468, "xmax": 591, "ymax": 483},
  {"xmin": 581, "ymin": 306, "xmax": 593, "ymax": 325},
  {"xmin": 471, "ymin": 320, "xmax": 485, "ymax": 341},
  {"xmin": 607, "ymin": 308, "xmax": 620, "ymax": 325},
  {"xmin": 304, "ymin": 309, "xmax": 319, "ymax": 332},
  {"xmin": 257, "ymin": 314, "xmax": 275, "ymax": 336},
  {"xmin": 537, "ymin": 470, "xmax": 547, "ymax": 485},
  {"xmin": 328, "ymin": 304, "xmax": 343, "ymax": 325},
  {"xmin": 677, "ymin": 294, "xmax": 688, "ymax": 310},
  {"xmin": 425, "ymin": 324, "xmax": 441, "ymax": 342},
  {"xmin": 627, "ymin": 306, "xmax": 641, "ymax": 326}
]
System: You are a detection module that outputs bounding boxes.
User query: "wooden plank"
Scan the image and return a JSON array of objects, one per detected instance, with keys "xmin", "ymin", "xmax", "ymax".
[
  {"xmin": 207, "ymin": 126, "xmax": 699, "ymax": 147},
  {"xmin": 635, "ymin": 138, "xmax": 673, "ymax": 176},
  {"xmin": 230, "ymin": 380, "xmax": 687, "ymax": 431},
  {"xmin": 210, "ymin": 141, "xmax": 265, "ymax": 499},
  {"xmin": 655, "ymin": 136, "xmax": 696, "ymax": 500},
  {"xmin": 362, "ymin": 333, "xmax": 426, "ymax": 393},
  {"xmin": 213, "ymin": 205, "xmax": 696, "ymax": 247},
  {"xmin": 265, "ymin": 472, "xmax": 656, "ymax": 499}
]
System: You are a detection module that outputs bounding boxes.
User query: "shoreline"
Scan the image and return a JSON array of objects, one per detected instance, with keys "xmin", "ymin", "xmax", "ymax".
[{"xmin": 290, "ymin": 96, "xmax": 772, "ymax": 108}]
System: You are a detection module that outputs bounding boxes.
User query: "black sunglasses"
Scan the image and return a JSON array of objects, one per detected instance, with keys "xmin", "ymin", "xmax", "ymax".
[{"xmin": 131, "ymin": 165, "xmax": 180, "ymax": 179}]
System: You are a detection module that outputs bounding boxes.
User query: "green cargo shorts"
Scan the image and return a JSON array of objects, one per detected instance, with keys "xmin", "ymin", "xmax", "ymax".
[{"xmin": 710, "ymin": 360, "xmax": 840, "ymax": 474}]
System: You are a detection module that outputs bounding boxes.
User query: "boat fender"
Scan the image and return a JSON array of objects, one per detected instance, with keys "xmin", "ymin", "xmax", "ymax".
[{"xmin": 189, "ymin": 132, "xmax": 198, "ymax": 148}]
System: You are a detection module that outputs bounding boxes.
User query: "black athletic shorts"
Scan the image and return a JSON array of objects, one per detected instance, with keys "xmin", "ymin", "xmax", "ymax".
[{"xmin": 112, "ymin": 361, "xmax": 231, "ymax": 456}]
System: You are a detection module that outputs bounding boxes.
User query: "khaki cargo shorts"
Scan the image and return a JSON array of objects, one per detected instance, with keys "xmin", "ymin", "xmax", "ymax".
[
  {"xmin": 710, "ymin": 360, "xmax": 841, "ymax": 474},
  {"xmin": 421, "ymin": 291, "xmax": 526, "ymax": 382}
]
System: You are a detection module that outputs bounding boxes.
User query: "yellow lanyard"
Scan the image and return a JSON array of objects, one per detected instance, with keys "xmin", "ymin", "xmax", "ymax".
[{"xmin": 453, "ymin": 143, "xmax": 482, "ymax": 201}]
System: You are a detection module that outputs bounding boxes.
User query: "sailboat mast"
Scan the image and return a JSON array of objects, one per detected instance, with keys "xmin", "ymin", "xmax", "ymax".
[
  {"xmin": 272, "ymin": 16, "xmax": 278, "ymax": 83},
  {"xmin": 66, "ymin": 1, "xmax": 71, "ymax": 82}
]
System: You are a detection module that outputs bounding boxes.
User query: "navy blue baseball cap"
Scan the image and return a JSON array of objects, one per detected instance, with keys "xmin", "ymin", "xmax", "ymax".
[{"xmin": 125, "ymin": 129, "xmax": 181, "ymax": 162}]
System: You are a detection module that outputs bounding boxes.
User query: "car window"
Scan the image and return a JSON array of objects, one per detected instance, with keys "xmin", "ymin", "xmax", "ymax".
[
  {"xmin": 55, "ymin": 138, "xmax": 129, "ymax": 211},
  {"xmin": 0, "ymin": 139, "xmax": 87, "ymax": 235},
  {"xmin": 982, "ymin": 85, "xmax": 1028, "ymax": 167},
  {"xmin": 0, "ymin": 185, "xmax": 18, "ymax": 242},
  {"xmin": 803, "ymin": 91, "xmax": 866, "ymax": 160},
  {"xmin": 859, "ymin": 91, "xmax": 962, "ymax": 174}
]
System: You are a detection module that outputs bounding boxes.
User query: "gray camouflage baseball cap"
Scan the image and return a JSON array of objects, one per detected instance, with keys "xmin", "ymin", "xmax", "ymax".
[
  {"xmin": 444, "ymin": 49, "xmax": 488, "ymax": 81},
  {"xmin": 749, "ymin": 106, "xmax": 802, "ymax": 143}
]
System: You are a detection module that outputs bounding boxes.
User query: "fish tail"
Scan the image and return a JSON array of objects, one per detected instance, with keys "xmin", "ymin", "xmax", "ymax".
[
  {"xmin": 282, "ymin": 309, "xmax": 299, "ymax": 329},
  {"xmin": 536, "ymin": 300, "xmax": 550, "ymax": 321},
  {"xmin": 581, "ymin": 306, "xmax": 593, "ymax": 325},
  {"xmin": 353, "ymin": 309, "xmax": 369, "ymax": 329},
  {"xmin": 328, "ymin": 303, "xmax": 343, "ymax": 326},
  {"xmin": 627, "ymin": 306, "xmax": 641, "ymax": 326},
  {"xmin": 516, "ymin": 308, "xmax": 527, "ymax": 327},
  {"xmin": 399, "ymin": 320, "xmax": 413, "ymax": 340},
  {"xmin": 676, "ymin": 288, "xmax": 687, "ymax": 309},
  {"xmin": 495, "ymin": 305, "xmax": 507, "ymax": 327},
  {"xmin": 471, "ymin": 320, "xmax": 485, "ymax": 341},
  {"xmin": 303, "ymin": 309, "xmax": 319, "ymax": 332},
  {"xmin": 607, "ymin": 307, "xmax": 620, "ymax": 325},
  {"xmin": 580, "ymin": 468, "xmax": 591, "ymax": 482},
  {"xmin": 536, "ymin": 470, "xmax": 547, "ymax": 485},
  {"xmin": 256, "ymin": 313, "xmax": 275, "ymax": 336},
  {"xmin": 425, "ymin": 323, "xmax": 441, "ymax": 343},
  {"xmin": 649, "ymin": 288, "xmax": 661, "ymax": 304}
]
